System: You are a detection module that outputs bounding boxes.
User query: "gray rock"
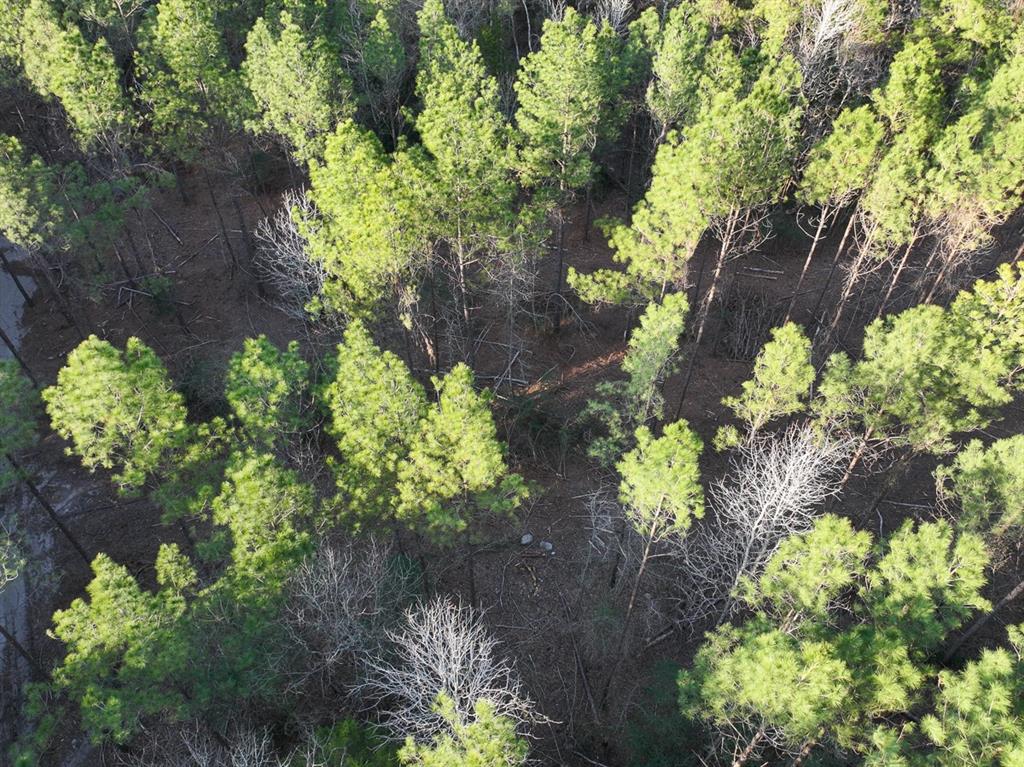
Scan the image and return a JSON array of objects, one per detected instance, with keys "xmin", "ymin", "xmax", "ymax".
[{"xmin": 520, "ymin": 533, "xmax": 534, "ymax": 546}]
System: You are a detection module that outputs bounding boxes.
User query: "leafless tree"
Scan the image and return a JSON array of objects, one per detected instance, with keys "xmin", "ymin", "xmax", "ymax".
[
  {"xmin": 590, "ymin": 0, "xmax": 632, "ymax": 32},
  {"xmin": 483, "ymin": 232, "xmax": 541, "ymax": 388},
  {"xmin": 119, "ymin": 720, "xmax": 355, "ymax": 767},
  {"xmin": 540, "ymin": 0, "xmax": 568, "ymax": 21},
  {"xmin": 918, "ymin": 198, "xmax": 1000, "ymax": 302},
  {"xmin": 358, "ymin": 596, "xmax": 535, "ymax": 743},
  {"xmin": 118, "ymin": 722, "xmax": 280, "ymax": 767},
  {"xmin": 794, "ymin": 0, "xmax": 888, "ymax": 138},
  {"xmin": 253, "ymin": 189, "xmax": 337, "ymax": 326},
  {"xmin": 445, "ymin": 0, "xmax": 508, "ymax": 38},
  {"xmin": 669, "ymin": 424, "xmax": 851, "ymax": 624},
  {"xmin": 282, "ymin": 539, "xmax": 393, "ymax": 703}
]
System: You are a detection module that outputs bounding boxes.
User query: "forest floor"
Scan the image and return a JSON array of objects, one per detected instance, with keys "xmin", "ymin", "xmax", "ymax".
[{"xmin": 6, "ymin": 165, "xmax": 1024, "ymax": 766}]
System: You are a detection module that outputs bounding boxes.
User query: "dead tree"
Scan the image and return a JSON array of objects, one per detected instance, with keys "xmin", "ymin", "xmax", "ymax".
[
  {"xmin": 670, "ymin": 425, "xmax": 851, "ymax": 624},
  {"xmin": 357, "ymin": 596, "xmax": 535, "ymax": 743}
]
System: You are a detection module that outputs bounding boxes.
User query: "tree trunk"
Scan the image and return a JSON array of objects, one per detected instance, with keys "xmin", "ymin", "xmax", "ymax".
[
  {"xmin": 112, "ymin": 244, "xmax": 136, "ymax": 285},
  {"xmin": 924, "ymin": 250, "xmax": 954, "ymax": 304},
  {"xmin": 694, "ymin": 209, "xmax": 738, "ymax": 347},
  {"xmin": 231, "ymin": 195, "xmax": 254, "ymax": 261},
  {"xmin": 733, "ymin": 729, "xmax": 766, "ymax": 767},
  {"xmin": 123, "ymin": 227, "xmax": 148, "ymax": 277},
  {"xmin": 863, "ymin": 452, "xmax": 912, "ymax": 520},
  {"xmin": 600, "ymin": 528, "xmax": 657, "ymax": 707},
  {"xmin": 0, "ymin": 622, "xmax": 43, "ymax": 678},
  {"xmin": 837, "ymin": 427, "xmax": 874, "ymax": 493},
  {"xmin": 808, "ymin": 211, "xmax": 856, "ymax": 330},
  {"xmin": 943, "ymin": 577, "xmax": 1024, "ymax": 664},
  {"xmin": 552, "ymin": 208, "xmax": 567, "ymax": 333},
  {"xmin": 625, "ymin": 122, "xmax": 638, "ymax": 219},
  {"xmin": 132, "ymin": 207, "xmax": 160, "ymax": 271},
  {"xmin": 465, "ymin": 527, "xmax": 477, "ymax": 609},
  {"xmin": 430, "ymin": 278, "xmax": 441, "ymax": 374},
  {"xmin": 874, "ymin": 234, "xmax": 917, "ymax": 321},
  {"xmin": 0, "ymin": 248, "xmax": 34, "ymax": 307},
  {"xmin": 30, "ymin": 252, "xmax": 86, "ymax": 340},
  {"xmin": 173, "ymin": 164, "xmax": 189, "ymax": 204},
  {"xmin": 826, "ymin": 224, "xmax": 876, "ymax": 340},
  {"xmin": 201, "ymin": 168, "xmax": 238, "ymax": 275},
  {"xmin": 672, "ymin": 212, "xmax": 738, "ymax": 413},
  {"xmin": 6, "ymin": 454, "xmax": 91, "ymax": 567},
  {"xmin": 673, "ymin": 249, "xmax": 710, "ymax": 419},
  {"xmin": 784, "ymin": 208, "xmax": 829, "ymax": 324},
  {"xmin": 0, "ymin": 325, "xmax": 37, "ymax": 386},
  {"xmin": 790, "ymin": 737, "xmax": 819, "ymax": 767},
  {"xmin": 710, "ymin": 267, "xmax": 739, "ymax": 351}
]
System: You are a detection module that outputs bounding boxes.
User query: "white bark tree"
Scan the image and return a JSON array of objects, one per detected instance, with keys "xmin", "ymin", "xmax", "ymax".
[
  {"xmin": 283, "ymin": 540, "xmax": 394, "ymax": 701},
  {"xmin": 358, "ymin": 596, "xmax": 534, "ymax": 743},
  {"xmin": 252, "ymin": 189, "xmax": 335, "ymax": 325},
  {"xmin": 670, "ymin": 424, "xmax": 852, "ymax": 624}
]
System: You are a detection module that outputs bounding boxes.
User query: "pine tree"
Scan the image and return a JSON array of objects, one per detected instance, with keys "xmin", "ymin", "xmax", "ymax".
[
  {"xmin": 574, "ymin": 54, "xmax": 803, "ymax": 325},
  {"xmin": 817, "ymin": 291, "xmax": 1019, "ymax": 465},
  {"xmin": 303, "ymin": 120, "xmax": 433, "ymax": 320},
  {"xmin": 921, "ymin": 28, "xmax": 1024, "ymax": 300},
  {"xmin": 224, "ymin": 335, "xmax": 309, "ymax": 448},
  {"xmin": 716, "ymin": 322, "xmax": 815, "ymax": 449},
  {"xmin": 19, "ymin": 0, "xmax": 131, "ymax": 156},
  {"xmin": 209, "ymin": 450, "xmax": 313, "ymax": 570},
  {"xmin": 0, "ymin": 525, "xmax": 39, "ymax": 675},
  {"xmin": 0, "ymin": 135, "xmax": 65, "ymax": 254},
  {"xmin": 582, "ymin": 293, "xmax": 689, "ymax": 464},
  {"xmin": 0, "ymin": 0, "xmax": 26, "ymax": 75},
  {"xmin": 0, "ymin": 359, "xmax": 37, "ymax": 492},
  {"xmin": 680, "ymin": 515, "xmax": 990, "ymax": 766},
  {"xmin": 338, "ymin": 0, "xmax": 408, "ymax": 144},
  {"xmin": 611, "ymin": 419, "xmax": 704, "ymax": 681},
  {"xmin": 50, "ymin": 450, "xmax": 314, "ymax": 744},
  {"xmin": 514, "ymin": 7, "xmax": 622, "ymax": 314},
  {"xmin": 827, "ymin": 38, "xmax": 945, "ymax": 332},
  {"xmin": 243, "ymin": 11, "xmax": 354, "ymax": 165},
  {"xmin": 789, "ymin": 105, "xmax": 885, "ymax": 323},
  {"xmin": 872, "ymin": 624, "xmax": 1024, "ymax": 767},
  {"xmin": 43, "ymin": 336, "xmax": 191, "ymax": 492},
  {"xmin": 50, "ymin": 550, "xmax": 192, "ymax": 743},
  {"xmin": 398, "ymin": 695, "xmax": 529, "ymax": 767},
  {"xmin": 936, "ymin": 436, "xmax": 1024, "ymax": 537},
  {"xmin": 620, "ymin": 292, "xmax": 690, "ymax": 425},
  {"xmin": 138, "ymin": 0, "xmax": 251, "ymax": 159},
  {"xmin": 323, "ymin": 319, "xmax": 427, "ymax": 526},
  {"xmin": 414, "ymin": 0, "xmax": 517, "ymax": 353},
  {"xmin": 645, "ymin": 3, "xmax": 711, "ymax": 141},
  {"xmin": 619, "ymin": 421, "xmax": 705, "ymax": 540},
  {"xmin": 396, "ymin": 364, "xmax": 526, "ymax": 539},
  {"xmin": 1, "ymin": 359, "xmax": 91, "ymax": 566}
]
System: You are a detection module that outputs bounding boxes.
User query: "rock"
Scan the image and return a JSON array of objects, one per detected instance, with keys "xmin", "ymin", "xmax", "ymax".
[
  {"xmin": 540, "ymin": 540, "xmax": 554, "ymax": 553},
  {"xmin": 520, "ymin": 533, "xmax": 534, "ymax": 546}
]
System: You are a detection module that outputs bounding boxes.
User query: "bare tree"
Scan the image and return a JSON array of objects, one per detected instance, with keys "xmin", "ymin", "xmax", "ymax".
[
  {"xmin": 794, "ymin": 0, "xmax": 888, "ymax": 138},
  {"xmin": 358, "ymin": 596, "xmax": 535, "ymax": 743},
  {"xmin": 918, "ymin": 199, "xmax": 999, "ymax": 302},
  {"xmin": 483, "ymin": 232, "xmax": 541, "ymax": 388},
  {"xmin": 445, "ymin": 0, "xmax": 508, "ymax": 38},
  {"xmin": 283, "ymin": 540, "xmax": 393, "ymax": 702},
  {"xmin": 540, "ymin": 0, "xmax": 568, "ymax": 21},
  {"xmin": 591, "ymin": 0, "xmax": 632, "ymax": 32},
  {"xmin": 253, "ymin": 189, "xmax": 337, "ymax": 326},
  {"xmin": 117, "ymin": 722, "xmax": 278, "ymax": 767},
  {"xmin": 669, "ymin": 425, "xmax": 851, "ymax": 624}
]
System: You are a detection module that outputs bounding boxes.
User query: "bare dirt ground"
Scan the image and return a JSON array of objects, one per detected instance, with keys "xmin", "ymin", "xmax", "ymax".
[{"xmin": 6, "ymin": 163, "xmax": 1024, "ymax": 766}]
